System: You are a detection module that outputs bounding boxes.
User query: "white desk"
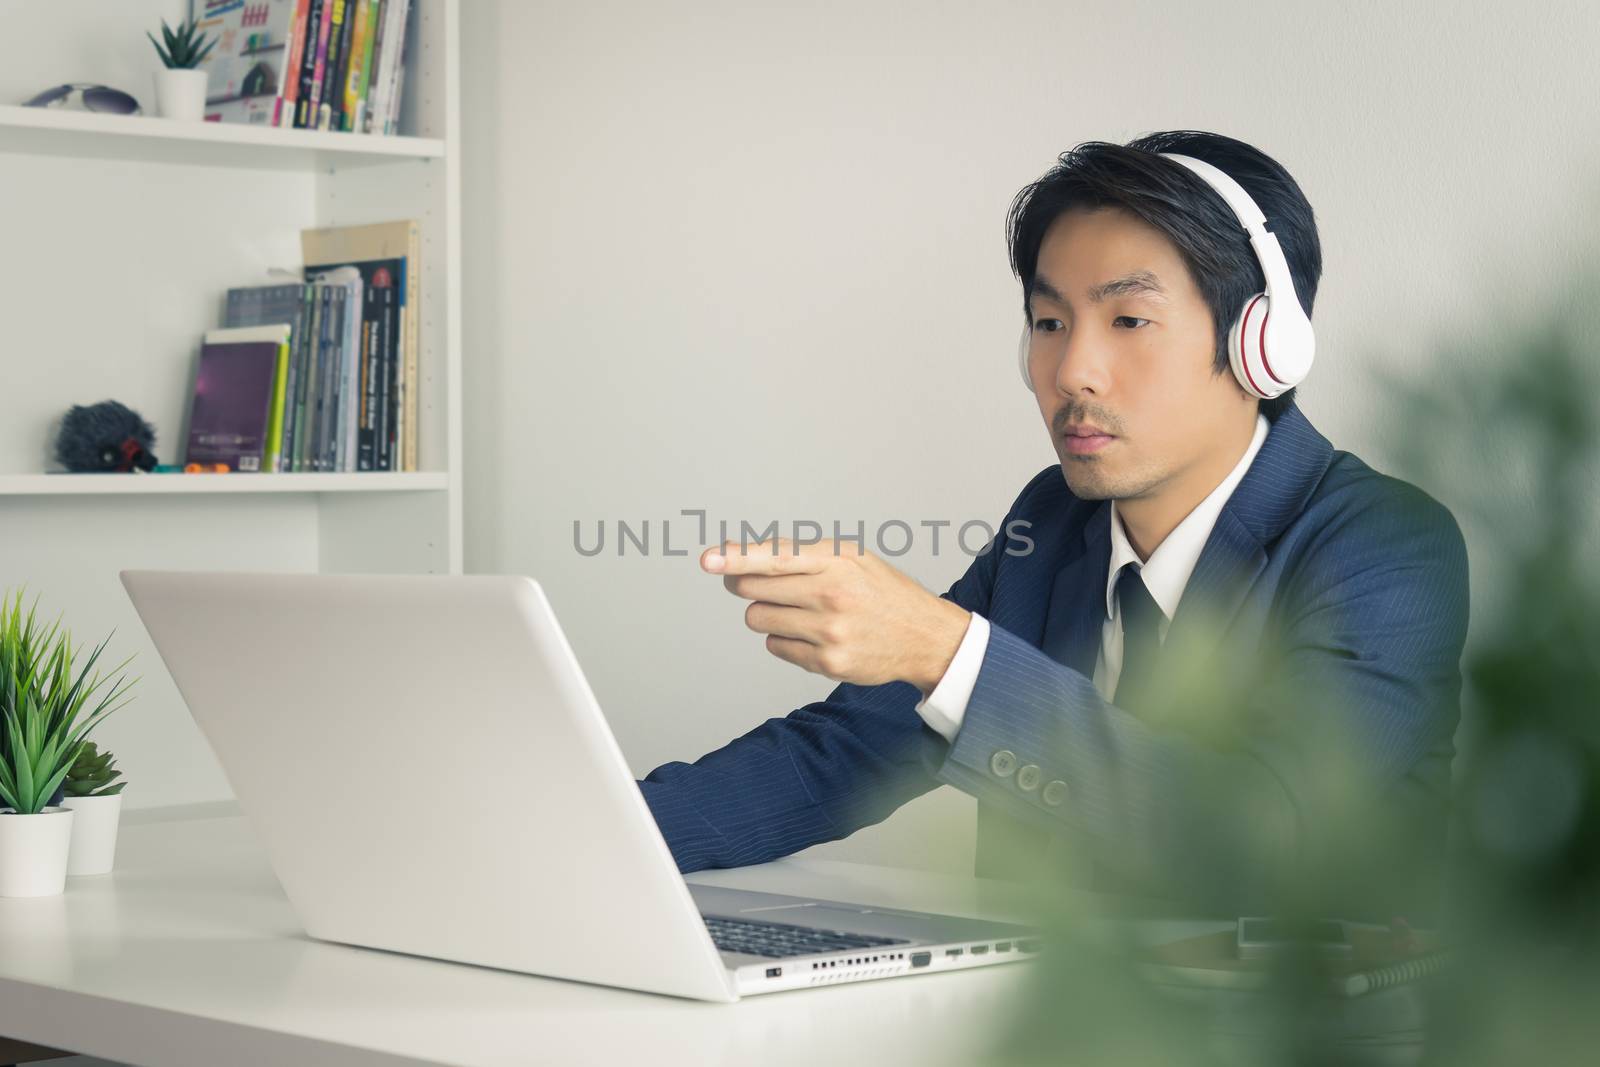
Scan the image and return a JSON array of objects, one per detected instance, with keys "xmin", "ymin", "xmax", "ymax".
[{"xmin": 0, "ymin": 804, "xmax": 1128, "ymax": 1067}]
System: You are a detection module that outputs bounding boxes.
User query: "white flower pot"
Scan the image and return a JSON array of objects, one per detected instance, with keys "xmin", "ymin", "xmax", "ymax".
[
  {"xmin": 0, "ymin": 807, "xmax": 75, "ymax": 897},
  {"xmin": 62, "ymin": 793, "xmax": 123, "ymax": 876},
  {"xmin": 153, "ymin": 67, "xmax": 208, "ymax": 121}
]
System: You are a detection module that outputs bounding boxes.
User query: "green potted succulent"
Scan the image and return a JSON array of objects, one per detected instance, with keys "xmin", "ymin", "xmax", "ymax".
[
  {"xmin": 146, "ymin": 15, "xmax": 218, "ymax": 121},
  {"xmin": 61, "ymin": 740, "xmax": 127, "ymax": 876},
  {"xmin": 0, "ymin": 590, "xmax": 136, "ymax": 897}
]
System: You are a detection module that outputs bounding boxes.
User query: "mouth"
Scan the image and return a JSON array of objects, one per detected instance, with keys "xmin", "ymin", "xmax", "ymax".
[{"xmin": 1060, "ymin": 424, "xmax": 1115, "ymax": 456}]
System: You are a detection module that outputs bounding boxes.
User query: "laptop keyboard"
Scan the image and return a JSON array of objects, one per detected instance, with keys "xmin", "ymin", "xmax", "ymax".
[{"xmin": 704, "ymin": 915, "xmax": 910, "ymax": 958}]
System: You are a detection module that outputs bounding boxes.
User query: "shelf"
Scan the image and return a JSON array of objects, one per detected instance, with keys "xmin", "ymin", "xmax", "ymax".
[
  {"xmin": 0, "ymin": 472, "xmax": 450, "ymax": 496},
  {"xmin": 0, "ymin": 104, "xmax": 445, "ymax": 171}
]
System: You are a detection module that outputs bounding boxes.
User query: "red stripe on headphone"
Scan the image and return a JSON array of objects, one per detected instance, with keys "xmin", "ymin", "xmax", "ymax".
[
  {"xmin": 1258, "ymin": 304, "xmax": 1288, "ymax": 386},
  {"xmin": 1239, "ymin": 295, "xmax": 1269, "ymax": 397}
]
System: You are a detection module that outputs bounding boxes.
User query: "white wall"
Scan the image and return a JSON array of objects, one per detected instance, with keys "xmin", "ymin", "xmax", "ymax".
[
  {"xmin": 457, "ymin": 0, "xmax": 1600, "ymax": 874},
  {"xmin": 455, "ymin": 0, "xmax": 1600, "ymax": 873}
]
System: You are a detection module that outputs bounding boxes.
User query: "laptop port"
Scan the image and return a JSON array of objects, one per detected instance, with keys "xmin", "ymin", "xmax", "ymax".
[
  {"xmin": 910, "ymin": 952, "xmax": 931, "ymax": 968},
  {"xmin": 995, "ymin": 941, "xmax": 1012, "ymax": 953},
  {"xmin": 945, "ymin": 947, "xmax": 964, "ymax": 957},
  {"xmin": 765, "ymin": 967, "xmax": 782, "ymax": 978},
  {"xmin": 971, "ymin": 944, "xmax": 990, "ymax": 955}
]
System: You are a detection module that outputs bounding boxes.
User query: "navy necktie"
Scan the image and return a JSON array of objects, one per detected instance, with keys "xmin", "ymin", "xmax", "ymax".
[{"xmin": 1111, "ymin": 565, "xmax": 1164, "ymax": 713}]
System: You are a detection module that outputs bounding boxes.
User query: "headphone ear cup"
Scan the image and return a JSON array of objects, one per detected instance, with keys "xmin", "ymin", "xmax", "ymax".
[
  {"xmin": 1018, "ymin": 325, "xmax": 1034, "ymax": 392},
  {"xmin": 1228, "ymin": 292, "xmax": 1273, "ymax": 399}
]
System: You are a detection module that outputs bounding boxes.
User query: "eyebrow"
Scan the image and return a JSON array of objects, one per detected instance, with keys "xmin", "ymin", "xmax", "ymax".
[{"xmin": 1031, "ymin": 270, "xmax": 1170, "ymax": 306}]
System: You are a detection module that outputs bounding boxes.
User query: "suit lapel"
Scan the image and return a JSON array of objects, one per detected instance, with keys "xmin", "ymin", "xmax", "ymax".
[
  {"xmin": 1162, "ymin": 403, "xmax": 1334, "ymax": 667},
  {"xmin": 1039, "ymin": 503, "xmax": 1111, "ymax": 676}
]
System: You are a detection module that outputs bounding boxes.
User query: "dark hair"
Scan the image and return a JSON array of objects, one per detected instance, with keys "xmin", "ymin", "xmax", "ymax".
[{"xmin": 1006, "ymin": 130, "xmax": 1322, "ymax": 419}]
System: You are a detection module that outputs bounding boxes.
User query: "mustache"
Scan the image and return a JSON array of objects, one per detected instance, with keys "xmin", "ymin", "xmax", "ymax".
[{"xmin": 1052, "ymin": 403, "xmax": 1124, "ymax": 436}]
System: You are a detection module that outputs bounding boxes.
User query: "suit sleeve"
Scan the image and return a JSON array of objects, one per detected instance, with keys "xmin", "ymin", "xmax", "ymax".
[
  {"xmin": 636, "ymin": 478, "xmax": 1049, "ymax": 874},
  {"xmin": 931, "ymin": 483, "xmax": 1470, "ymax": 911}
]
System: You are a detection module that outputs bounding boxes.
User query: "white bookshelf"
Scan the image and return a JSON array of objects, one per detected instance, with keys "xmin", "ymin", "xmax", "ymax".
[
  {"xmin": 0, "ymin": 102, "xmax": 446, "ymax": 169},
  {"xmin": 0, "ymin": 472, "xmax": 450, "ymax": 496},
  {"xmin": 0, "ymin": 0, "xmax": 463, "ymax": 810}
]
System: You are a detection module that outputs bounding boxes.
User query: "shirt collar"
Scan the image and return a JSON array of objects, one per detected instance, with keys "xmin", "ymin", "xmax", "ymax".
[{"xmin": 1104, "ymin": 412, "xmax": 1271, "ymax": 623}]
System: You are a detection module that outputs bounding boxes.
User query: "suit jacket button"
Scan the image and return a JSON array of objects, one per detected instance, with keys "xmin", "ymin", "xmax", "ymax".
[
  {"xmin": 1042, "ymin": 780, "xmax": 1068, "ymax": 806},
  {"xmin": 990, "ymin": 750, "xmax": 1018, "ymax": 778},
  {"xmin": 1016, "ymin": 764, "xmax": 1042, "ymax": 791}
]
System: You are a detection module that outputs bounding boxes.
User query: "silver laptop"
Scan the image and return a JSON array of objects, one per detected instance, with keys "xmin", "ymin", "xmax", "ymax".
[{"xmin": 120, "ymin": 571, "xmax": 1038, "ymax": 1002}]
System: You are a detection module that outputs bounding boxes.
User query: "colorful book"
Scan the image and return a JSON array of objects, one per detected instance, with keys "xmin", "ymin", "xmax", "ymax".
[
  {"xmin": 302, "ymin": 220, "xmax": 418, "ymax": 470},
  {"xmin": 197, "ymin": 0, "xmax": 303, "ymax": 127},
  {"xmin": 319, "ymin": 0, "xmax": 355, "ymax": 131},
  {"xmin": 276, "ymin": 0, "xmax": 311, "ymax": 125},
  {"xmin": 301, "ymin": 0, "xmax": 335, "ymax": 128},
  {"xmin": 341, "ymin": 0, "xmax": 374, "ymax": 132},
  {"xmin": 186, "ymin": 325, "xmax": 291, "ymax": 472},
  {"xmin": 294, "ymin": 0, "xmax": 327, "ymax": 128}
]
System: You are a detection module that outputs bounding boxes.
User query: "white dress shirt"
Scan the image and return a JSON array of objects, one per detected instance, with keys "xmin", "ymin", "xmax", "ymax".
[{"xmin": 915, "ymin": 413, "xmax": 1270, "ymax": 742}]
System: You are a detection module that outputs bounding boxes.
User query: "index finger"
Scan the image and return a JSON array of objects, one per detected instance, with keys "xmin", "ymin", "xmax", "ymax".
[{"xmin": 701, "ymin": 538, "xmax": 831, "ymax": 576}]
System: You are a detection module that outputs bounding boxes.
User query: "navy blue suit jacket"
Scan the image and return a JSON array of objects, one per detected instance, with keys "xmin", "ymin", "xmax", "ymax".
[{"xmin": 639, "ymin": 403, "xmax": 1470, "ymax": 917}]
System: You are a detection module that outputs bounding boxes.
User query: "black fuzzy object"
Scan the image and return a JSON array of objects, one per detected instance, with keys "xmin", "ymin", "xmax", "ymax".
[{"xmin": 54, "ymin": 400, "xmax": 159, "ymax": 473}]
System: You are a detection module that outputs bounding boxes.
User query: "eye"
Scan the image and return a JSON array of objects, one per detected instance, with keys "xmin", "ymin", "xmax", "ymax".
[
  {"xmin": 1113, "ymin": 316, "xmax": 1150, "ymax": 329},
  {"xmin": 1032, "ymin": 318, "xmax": 1064, "ymax": 333}
]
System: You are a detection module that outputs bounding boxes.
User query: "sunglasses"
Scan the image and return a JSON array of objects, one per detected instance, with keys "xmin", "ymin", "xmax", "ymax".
[{"xmin": 23, "ymin": 83, "xmax": 143, "ymax": 116}]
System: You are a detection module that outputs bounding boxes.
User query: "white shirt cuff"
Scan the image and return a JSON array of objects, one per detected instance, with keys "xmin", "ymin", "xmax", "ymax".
[{"xmin": 913, "ymin": 612, "xmax": 990, "ymax": 743}]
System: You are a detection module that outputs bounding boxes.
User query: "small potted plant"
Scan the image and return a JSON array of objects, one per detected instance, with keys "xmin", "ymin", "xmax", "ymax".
[
  {"xmin": 0, "ymin": 590, "xmax": 135, "ymax": 897},
  {"xmin": 147, "ymin": 16, "xmax": 218, "ymax": 121},
  {"xmin": 61, "ymin": 740, "xmax": 127, "ymax": 876}
]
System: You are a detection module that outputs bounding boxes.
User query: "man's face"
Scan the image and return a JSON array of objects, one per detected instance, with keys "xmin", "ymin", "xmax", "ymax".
[{"xmin": 1025, "ymin": 205, "xmax": 1254, "ymax": 502}]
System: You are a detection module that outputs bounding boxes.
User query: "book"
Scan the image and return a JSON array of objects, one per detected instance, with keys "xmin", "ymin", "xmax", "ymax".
[
  {"xmin": 319, "ymin": 0, "xmax": 356, "ymax": 131},
  {"xmin": 290, "ymin": 284, "xmax": 322, "ymax": 470},
  {"xmin": 360, "ymin": 0, "xmax": 387, "ymax": 133},
  {"xmin": 197, "ymin": 0, "xmax": 303, "ymax": 127},
  {"xmin": 276, "ymin": 0, "xmax": 311, "ymax": 126},
  {"xmin": 382, "ymin": 0, "xmax": 412, "ymax": 134},
  {"xmin": 302, "ymin": 220, "xmax": 418, "ymax": 470},
  {"xmin": 310, "ymin": 284, "xmax": 348, "ymax": 470},
  {"xmin": 300, "ymin": 0, "xmax": 335, "ymax": 128},
  {"xmin": 371, "ymin": 0, "xmax": 411, "ymax": 135},
  {"xmin": 299, "ymin": 284, "xmax": 330, "ymax": 470},
  {"xmin": 309, "ymin": 266, "xmax": 363, "ymax": 470},
  {"xmin": 223, "ymin": 283, "xmax": 315, "ymax": 471},
  {"xmin": 341, "ymin": 0, "xmax": 375, "ymax": 132},
  {"xmin": 294, "ymin": 0, "xmax": 325, "ymax": 127},
  {"xmin": 185, "ymin": 325, "xmax": 291, "ymax": 473}
]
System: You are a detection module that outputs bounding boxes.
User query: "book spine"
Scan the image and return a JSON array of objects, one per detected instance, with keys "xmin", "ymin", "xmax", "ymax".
[
  {"xmin": 276, "ymin": 0, "xmax": 311, "ymax": 127},
  {"xmin": 264, "ymin": 339, "xmax": 290, "ymax": 472},
  {"xmin": 338, "ymin": 280, "xmax": 360, "ymax": 471},
  {"xmin": 321, "ymin": 287, "xmax": 346, "ymax": 470},
  {"xmin": 356, "ymin": 285, "xmax": 381, "ymax": 471},
  {"xmin": 292, "ymin": 284, "xmax": 321, "ymax": 471},
  {"xmin": 382, "ymin": 0, "xmax": 411, "ymax": 134},
  {"xmin": 306, "ymin": 285, "xmax": 333, "ymax": 470},
  {"xmin": 300, "ymin": 0, "xmax": 332, "ymax": 129},
  {"xmin": 373, "ymin": 288, "xmax": 388, "ymax": 471},
  {"xmin": 403, "ymin": 224, "xmax": 419, "ymax": 471},
  {"xmin": 279, "ymin": 286, "xmax": 309, "ymax": 467},
  {"xmin": 360, "ymin": 0, "xmax": 386, "ymax": 133},
  {"xmin": 321, "ymin": 0, "xmax": 355, "ymax": 132},
  {"xmin": 345, "ymin": 286, "xmax": 369, "ymax": 470},
  {"xmin": 341, "ymin": 0, "xmax": 371, "ymax": 132}
]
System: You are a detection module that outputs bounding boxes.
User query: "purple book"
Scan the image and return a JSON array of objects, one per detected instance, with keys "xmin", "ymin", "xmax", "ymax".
[{"xmin": 184, "ymin": 332, "xmax": 282, "ymax": 472}]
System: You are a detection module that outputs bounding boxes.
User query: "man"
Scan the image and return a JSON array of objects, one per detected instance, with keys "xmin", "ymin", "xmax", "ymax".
[{"xmin": 637, "ymin": 131, "xmax": 1469, "ymax": 919}]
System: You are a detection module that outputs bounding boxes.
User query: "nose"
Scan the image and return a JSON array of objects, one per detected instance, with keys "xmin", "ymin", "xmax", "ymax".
[{"xmin": 1047, "ymin": 324, "xmax": 1112, "ymax": 398}]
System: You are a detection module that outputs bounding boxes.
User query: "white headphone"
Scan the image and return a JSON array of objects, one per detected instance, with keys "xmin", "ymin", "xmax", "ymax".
[{"xmin": 1018, "ymin": 151, "xmax": 1315, "ymax": 400}]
